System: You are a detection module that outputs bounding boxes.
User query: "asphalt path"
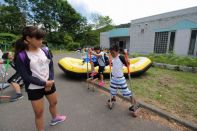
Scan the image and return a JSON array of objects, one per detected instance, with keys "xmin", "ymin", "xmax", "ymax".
[{"xmin": 0, "ymin": 52, "xmax": 174, "ymax": 131}]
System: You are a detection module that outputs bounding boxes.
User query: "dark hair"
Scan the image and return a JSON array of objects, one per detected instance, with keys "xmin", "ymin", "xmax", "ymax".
[
  {"xmin": 2, "ymin": 52, "xmax": 9, "ymax": 60},
  {"xmin": 22, "ymin": 26, "xmax": 45, "ymax": 40},
  {"xmin": 42, "ymin": 41, "xmax": 48, "ymax": 47},
  {"xmin": 94, "ymin": 46, "xmax": 101, "ymax": 51},
  {"xmin": 13, "ymin": 39, "xmax": 27, "ymax": 62},
  {"xmin": 14, "ymin": 26, "xmax": 45, "ymax": 62},
  {"xmin": 109, "ymin": 45, "xmax": 119, "ymax": 52}
]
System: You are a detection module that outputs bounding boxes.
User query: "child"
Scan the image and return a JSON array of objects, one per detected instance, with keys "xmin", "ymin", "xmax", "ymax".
[
  {"xmin": 109, "ymin": 45, "xmax": 139, "ymax": 114},
  {"xmin": 42, "ymin": 41, "xmax": 53, "ymax": 58},
  {"xmin": 89, "ymin": 46, "xmax": 105, "ymax": 86},
  {"xmin": 2, "ymin": 52, "xmax": 24, "ymax": 102},
  {"xmin": 15, "ymin": 26, "xmax": 66, "ymax": 131}
]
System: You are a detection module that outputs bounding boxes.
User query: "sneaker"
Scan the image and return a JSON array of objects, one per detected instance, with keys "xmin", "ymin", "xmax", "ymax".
[
  {"xmin": 98, "ymin": 81, "xmax": 105, "ymax": 87},
  {"xmin": 90, "ymin": 71, "xmax": 97, "ymax": 76},
  {"xmin": 50, "ymin": 115, "xmax": 66, "ymax": 126},
  {"xmin": 10, "ymin": 93, "xmax": 24, "ymax": 102},
  {"xmin": 129, "ymin": 103, "xmax": 140, "ymax": 112}
]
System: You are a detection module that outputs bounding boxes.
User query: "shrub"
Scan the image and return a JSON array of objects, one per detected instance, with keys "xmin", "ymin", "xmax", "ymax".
[
  {"xmin": 64, "ymin": 34, "xmax": 73, "ymax": 44},
  {"xmin": 130, "ymin": 53, "xmax": 197, "ymax": 67},
  {"xmin": 0, "ymin": 33, "xmax": 19, "ymax": 51},
  {"xmin": 0, "ymin": 33, "xmax": 19, "ymax": 44},
  {"xmin": 66, "ymin": 42, "xmax": 80, "ymax": 51}
]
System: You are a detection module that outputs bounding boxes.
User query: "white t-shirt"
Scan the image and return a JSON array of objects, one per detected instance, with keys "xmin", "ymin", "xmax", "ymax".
[
  {"xmin": 112, "ymin": 55, "xmax": 124, "ymax": 77},
  {"xmin": 26, "ymin": 48, "xmax": 50, "ymax": 89},
  {"xmin": 97, "ymin": 52, "xmax": 105, "ymax": 66}
]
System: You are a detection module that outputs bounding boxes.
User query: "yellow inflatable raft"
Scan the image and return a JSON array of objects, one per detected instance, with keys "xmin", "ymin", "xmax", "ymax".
[{"xmin": 58, "ymin": 57, "xmax": 152, "ymax": 76}]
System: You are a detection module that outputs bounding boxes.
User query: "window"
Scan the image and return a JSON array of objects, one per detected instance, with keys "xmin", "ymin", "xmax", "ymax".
[
  {"xmin": 168, "ymin": 32, "xmax": 176, "ymax": 53},
  {"xmin": 154, "ymin": 32, "xmax": 168, "ymax": 53},
  {"xmin": 188, "ymin": 30, "xmax": 197, "ymax": 55}
]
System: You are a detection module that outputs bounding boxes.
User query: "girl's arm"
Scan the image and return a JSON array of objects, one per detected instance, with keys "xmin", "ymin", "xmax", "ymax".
[{"xmin": 15, "ymin": 56, "xmax": 46, "ymax": 86}]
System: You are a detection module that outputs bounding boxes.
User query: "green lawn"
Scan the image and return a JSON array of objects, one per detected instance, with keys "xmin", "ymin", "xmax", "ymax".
[
  {"xmin": 131, "ymin": 53, "xmax": 197, "ymax": 67},
  {"xmin": 51, "ymin": 49, "xmax": 73, "ymax": 54},
  {"xmin": 106, "ymin": 67, "xmax": 197, "ymax": 123}
]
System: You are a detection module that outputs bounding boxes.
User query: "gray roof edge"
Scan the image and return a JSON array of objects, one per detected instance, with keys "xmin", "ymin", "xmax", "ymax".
[{"xmin": 131, "ymin": 6, "xmax": 197, "ymax": 24}]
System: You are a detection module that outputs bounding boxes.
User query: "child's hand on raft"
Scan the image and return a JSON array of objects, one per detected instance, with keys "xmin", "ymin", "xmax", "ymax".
[{"xmin": 45, "ymin": 80, "xmax": 54, "ymax": 91}]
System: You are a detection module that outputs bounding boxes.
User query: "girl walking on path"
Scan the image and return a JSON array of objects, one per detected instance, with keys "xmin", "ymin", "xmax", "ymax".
[{"xmin": 15, "ymin": 26, "xmax": 66, "ymax": 131}]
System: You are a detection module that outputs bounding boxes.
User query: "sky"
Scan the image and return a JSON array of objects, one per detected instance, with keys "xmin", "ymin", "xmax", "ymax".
[
  {"xmin": 0, "ymin": 0, "xmax": 197, "ymax": 25},
  {"xmin": 67, "ymin": 0, "xmax": 197, "ymax": 25}
]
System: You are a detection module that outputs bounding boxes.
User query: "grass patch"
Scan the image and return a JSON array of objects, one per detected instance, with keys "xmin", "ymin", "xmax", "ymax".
[
  {"xmin": 106, "ymin": 67, "xmax": 197, "ymax": 123},
  {"xmin": 131, "ymin": 53, "xmax": 197, "ymax": 67},
  {"xmin": 51, "ymin": 49, "xmax": 74, "ymax": 54}
]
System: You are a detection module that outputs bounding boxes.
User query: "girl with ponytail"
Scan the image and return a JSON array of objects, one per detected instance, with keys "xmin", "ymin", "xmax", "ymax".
[{"xmin": 15, "ymin": 26, "xmax": 66, "ymax": 131}]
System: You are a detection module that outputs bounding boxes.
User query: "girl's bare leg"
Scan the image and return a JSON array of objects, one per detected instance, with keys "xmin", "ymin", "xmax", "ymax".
[
  {"xmin": 46, "ymin": 92, "xmax": 58, "ymax": 118},
  {"xmin": 31, "ymin": 98, "xmax": 44, "ymax": 131}
]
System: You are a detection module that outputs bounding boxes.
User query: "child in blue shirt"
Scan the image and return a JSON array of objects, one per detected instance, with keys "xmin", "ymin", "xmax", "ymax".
[{"xmin": 89, "ymin": 46, "xmax": 106, "ymax": 86}]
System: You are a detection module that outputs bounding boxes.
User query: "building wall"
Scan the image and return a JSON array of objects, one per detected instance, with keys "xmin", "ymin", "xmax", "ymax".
[
  {"xmin": 110, "ymin": 37, "xmax": 130, "ymax": 46},
  {"xmin": 100, "ymin": 7, "xmax": 197, "ymax": 55},
  {"xmin": 174, "ymin": 29, "xmax": 191, "ymax": 55},
  {"xmin": 109, "ymin": 37, "xmax": 130, "ymax": 52},
  {"xmin": 100, "ymin": 32, "xmax": 110, "ymax": 48},
  {"xmin": 129, "ymin": 24, "xmax": 155, "ymax": 54},
  {"xmin": 129, "ymin": 7, "xmax": 197, "ymax": 55}
]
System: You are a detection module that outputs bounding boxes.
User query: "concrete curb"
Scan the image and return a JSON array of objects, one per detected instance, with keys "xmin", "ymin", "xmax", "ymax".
[
  {"xmin": 152, "ymin": 62, "xmax": 197, "ymax": 73},
  {"xmin": 96, "ymin": 84, "xmax": 197, "ymax": 130}
]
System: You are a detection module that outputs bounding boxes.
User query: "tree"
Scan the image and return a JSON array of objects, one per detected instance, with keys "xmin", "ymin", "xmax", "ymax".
[
  {"xmin": 77, "ymin": 14, "xmax": 114, "ymax": 46},
  {"xmin": 29, "ymin": 0, "xmax": 59, "ymax": 32},
  {"xmin": 4, "ymin": 0, "xmax": 29, "ymax": 11},
  {"xmin": 0, "ymin": 5, "xmax": 26, "ymax": 34},
  {"xmin": 90, "ymin": 13, "xmax": 114, "ymax": 30},
  {"xmin": 56, "ymin": 0, "xmax": 86, "ymax": 38},
  {"xmin": 0, "ymin": 0, "xmax": 114, "ymax": 48},
  {"xmin": 4, "ymin": 0, "xmax": 30, "ymax": 23},
  {"xmin": 29, "ymin": 0, "xmax": 86, "ymax": 45}
]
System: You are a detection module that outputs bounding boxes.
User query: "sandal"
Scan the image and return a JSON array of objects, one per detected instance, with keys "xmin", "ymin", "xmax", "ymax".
[
  {"xmin": 108, "ymin": 98, "xmax": 116, "ymax": 103},
  {"xmin": 129, "ymin": 103, "xmax": 140, "ymax": 112}
]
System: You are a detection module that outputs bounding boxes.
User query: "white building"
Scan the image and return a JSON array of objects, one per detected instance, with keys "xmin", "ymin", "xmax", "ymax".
[{"xmin": 100, "ymin": 6, "xmax": 197, "ymax": 56}]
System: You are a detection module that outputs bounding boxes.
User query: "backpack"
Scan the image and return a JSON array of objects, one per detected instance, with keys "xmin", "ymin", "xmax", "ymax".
[
  {"xmin": 103, "ymin": 53, "xmax": 109, "ymax": 66},
  {"xmin": 119, "ymin": 55, "xmax": 127, "ymax": 66},
  {"xmin": 102, "ymin": 54, "xmax": 126, "ymax": 66},
  {"xmin": 19, "ymin": 48, "xmax": 50, "ymax": 64}
]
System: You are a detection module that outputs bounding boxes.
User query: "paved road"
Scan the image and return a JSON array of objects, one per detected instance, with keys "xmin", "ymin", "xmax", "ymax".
[{"xmin": 0, "ymin": 53, "xmax": 174, "ymax": 131}]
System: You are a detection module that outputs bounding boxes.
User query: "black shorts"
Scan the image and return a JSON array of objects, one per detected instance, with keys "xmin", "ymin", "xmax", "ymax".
[
  {"xmin": 7, "ymin": 72, "xmax": 23, "ymax": 84},
  {"xmin": 98, "ymin": 66, "xmax": 105, "ymax": 74},
  {"xmin": 27, "ymin": 84, "xmax": 56, "ymax": 101}
]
